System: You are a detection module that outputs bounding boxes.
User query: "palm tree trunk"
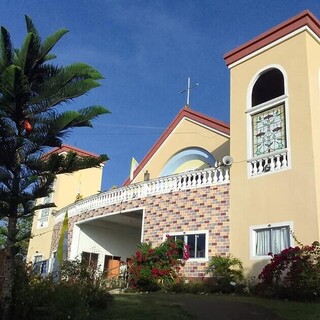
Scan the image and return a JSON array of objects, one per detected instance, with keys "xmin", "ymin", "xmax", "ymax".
[{"xmin": 1, "ymin": 215, "xmax": 18, "ymax": 320}]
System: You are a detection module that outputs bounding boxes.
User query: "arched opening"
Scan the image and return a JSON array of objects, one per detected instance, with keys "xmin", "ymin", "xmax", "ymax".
[
  {"xmin": 161, "ymin": 147, "xmax": 215, "ymax": 177},
  {"xmin": 252, "ymin": 68, "xmax": 284, "ymax": 106}
]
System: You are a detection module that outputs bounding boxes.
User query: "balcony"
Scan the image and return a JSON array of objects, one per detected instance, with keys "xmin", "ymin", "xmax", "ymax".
[
  {"xmin": 248, "ymin": 149, "xmax": 289, "ymax": 177},
  {"xmin": 54, "ymin": 166, "xmax": 230, "ymax": 221}
]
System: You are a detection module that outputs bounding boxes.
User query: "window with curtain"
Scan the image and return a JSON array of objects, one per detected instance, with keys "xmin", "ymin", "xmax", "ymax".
[{"xmin": 254, "ymin": 225, "xmax": 290, "ymax": 256}]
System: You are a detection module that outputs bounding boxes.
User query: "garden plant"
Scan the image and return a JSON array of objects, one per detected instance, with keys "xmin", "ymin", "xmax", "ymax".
[
  {"xmin": 12, "ymin": 258, "xmax": 112, "ymax": 320},
  {"xmin": 129, "ymin": 236, "xmax": 184, "ymax": 291},
  {"xmin": 257, "ymin": 241, "xmax": 320, "ymax": 300},
  {"xmin": 205, "ymin": 254, "xmax": 244, "ymax": 293}
]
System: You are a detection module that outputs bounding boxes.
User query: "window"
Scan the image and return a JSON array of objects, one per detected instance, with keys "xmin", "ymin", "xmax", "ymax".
[
  {"xmin": 37, "ymin": 193, "xmax": 53, "ymax": 228},
  {"xmin": 82, "ymin": 251, "xmax": 99, "ymax": 270},
  {"xmin": 250, "ymin": 222, "xmax": 292, "ymax": 259},
  {"xmin": 168, "ymin": 231, "xmax": 208, "ymax": 260},
  {"xmin": 252, "ymin": 104, "xmax": 286, "ymax": 157},
  {"xmin": 248, "ymin": 67, "xmax": 289, "ymax": 176},
  {"xmin": 34, "ymin": 254, "xmax": 43, "ymax": 263},
  {"xmin": 252, "ymin": 68, "xmax": 284, "ymax": 106}
]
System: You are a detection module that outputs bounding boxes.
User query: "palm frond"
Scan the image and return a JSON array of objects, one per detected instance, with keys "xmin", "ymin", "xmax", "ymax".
[
  {"xmin": 40, "ymin": 28, "xmax": 68, "ymax": 61},
  {"xmin": 0, "ymin": 27, "xmax": 14, "ymax": 67},
  {"xmin": 16, "ymin": 32, "xmax": 34, "ymax": 72},
  {"xmin": 25, "ymin": 15, "xmax": 40, "ymax": 41}
]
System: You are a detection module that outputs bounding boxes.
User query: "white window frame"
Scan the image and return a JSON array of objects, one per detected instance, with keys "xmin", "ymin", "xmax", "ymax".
[
  {"xmin": 249, "ymin": 221, "xmax": 293, "ymax": 260},
  {"xmin": 246, "ymin": 65, "xmax": 291, "ymax": 178},
  {"xmin": 164, "ymin": 230, "xmax": 209, "ymax": 262},
  {"xmin": 37, "ymin": 189, "xmax": 54, "ymax": 229},
  {"xmin": 33, "ymin": 254, "xmax": 43, "ymax": 263}
]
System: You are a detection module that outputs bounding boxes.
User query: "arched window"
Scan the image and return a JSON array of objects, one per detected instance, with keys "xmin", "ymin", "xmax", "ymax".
[
  {"xmin": 252, "ymin": 69, "xmax": 284, "ymax": 106},
  {"xmin": 248, "ymin": 67, "xmax": 289, "ymax": 176}
]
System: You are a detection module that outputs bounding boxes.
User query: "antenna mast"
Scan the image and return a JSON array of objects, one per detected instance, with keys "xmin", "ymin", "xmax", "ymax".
[{"xmin": 180, "ymin": 77, "xmax": 198, "ymax": 107}]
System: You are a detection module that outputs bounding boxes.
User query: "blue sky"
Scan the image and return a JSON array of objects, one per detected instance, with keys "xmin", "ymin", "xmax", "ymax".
[{"xmin": 1, "ymin": 1, "xmax": 319, "ymax": 190}]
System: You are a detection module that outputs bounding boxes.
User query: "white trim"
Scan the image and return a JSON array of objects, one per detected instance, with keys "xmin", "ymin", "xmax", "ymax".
[
  {"xmin": 246, "ymin": 65, "xmax": 291, "ymax": 178},
  {"xmin": 70, "ymin": 225, "xmax": 81, "ymax": 260},
  {"xmin": 33, "ymin": 253, "xmax": 44, "ymax": 263},
  {"xmin": 246, "ymin": 95, "xmax": 288, "ymax": 114},
  {"xmin": 249, "ymin": 221, "xmax": 294, "ymax": 260},
  {"xmin": 141, "ymin": 208, "xmax": 145, "ymax": 243},
  {"xmin": 228, "ymin": 26, "xmax": 320, "ymax": 69},
  {"xmin": 69, "ymin": 208, "xmax": 145, "ymax": 260},
  {"xmin": 164, "ymin": 230, "xmax": 209, "ymax": 262}
]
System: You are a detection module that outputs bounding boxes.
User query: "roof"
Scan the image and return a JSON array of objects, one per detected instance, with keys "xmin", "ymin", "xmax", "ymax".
[
  {"xmin": 45, "ymin": 144, "xmax": 101, "ymax": 159},
  {"xmin": 224, "ymin": 10, "xmax": 320, "ymax": 67},
  {"xmin": 123, "ymin": 106, "xmax": 230, "ymax": 186}
]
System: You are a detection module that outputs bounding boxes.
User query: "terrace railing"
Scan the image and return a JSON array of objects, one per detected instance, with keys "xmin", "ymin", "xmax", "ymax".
[{"xmin": 55, "ymin": 166, "xmax": 230, "ymax": 222}]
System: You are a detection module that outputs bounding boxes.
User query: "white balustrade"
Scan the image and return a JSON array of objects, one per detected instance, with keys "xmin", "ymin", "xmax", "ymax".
[
  {"xmin": 55, "ymin": 166, "xmax": 230, "ymax": 222},
  {"xmin": 248, "ymin": 149, "xmax": 289, "ymax": 177}
]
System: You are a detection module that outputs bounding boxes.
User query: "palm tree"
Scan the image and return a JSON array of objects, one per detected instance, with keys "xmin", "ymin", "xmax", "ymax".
[{"xmin": 0, "ymin": 16, "xmax": 109, "ymax": 319}]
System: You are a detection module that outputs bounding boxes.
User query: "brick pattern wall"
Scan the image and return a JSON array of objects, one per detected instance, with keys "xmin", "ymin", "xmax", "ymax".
[{"xmin": 51, "ymin": 184, "xmax": 230, "ymax": 278}]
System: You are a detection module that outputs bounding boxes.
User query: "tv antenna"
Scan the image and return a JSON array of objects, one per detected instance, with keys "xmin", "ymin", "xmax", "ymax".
[{"xmin": 179, "ymin": 77, "xmax": 199, "ymax": 107}]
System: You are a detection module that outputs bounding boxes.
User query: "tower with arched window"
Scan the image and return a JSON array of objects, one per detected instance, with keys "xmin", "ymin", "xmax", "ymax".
[{"xmin": 224, "ymin": 10, "xmax": 320, "ymax": 275}]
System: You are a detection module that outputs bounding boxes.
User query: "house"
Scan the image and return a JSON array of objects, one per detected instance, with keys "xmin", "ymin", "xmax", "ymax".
[
  {"xmin": 29, "ymin": 10, "xmax": 320, "ymax": 279},
  {"xmin": 27, "ymin": 145, "xmax": 104, "ymax": 270},
  {"xmin": 50, "ymin": 107, "xmax": 230, "ymax": 279}
]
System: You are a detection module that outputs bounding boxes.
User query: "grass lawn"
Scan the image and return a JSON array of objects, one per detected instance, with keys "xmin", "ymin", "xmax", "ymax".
[
  {"xmin": 104, "ymin": 293, "xmax": 194, "ymax": 320},
  {"xmin": 99, "ymin": 293, "xmax": 320, "ymax": 320}
]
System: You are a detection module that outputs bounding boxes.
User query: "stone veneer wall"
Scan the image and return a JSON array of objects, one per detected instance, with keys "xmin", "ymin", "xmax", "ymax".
[{"xmin": 51, "ymin": 184, "xmax": 230, "ymax": 278}]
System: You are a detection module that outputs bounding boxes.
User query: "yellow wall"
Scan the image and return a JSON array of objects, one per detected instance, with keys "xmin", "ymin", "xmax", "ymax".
[
  {"xmin": 27, "ymin": 165, "xmax": 103, "ymax": 262},
  {"xmin": 132, "ymin": 117, "xmax": 230, "ymax": 183},
  {"xmin": 229, "ymin": 31, "xmax": 320, "ymax": 275}
]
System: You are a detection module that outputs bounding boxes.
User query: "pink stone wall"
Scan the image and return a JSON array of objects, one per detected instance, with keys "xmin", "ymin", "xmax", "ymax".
[{"xmin": 51, "ymin": 184, "xmax": 230, "ymax": 278}]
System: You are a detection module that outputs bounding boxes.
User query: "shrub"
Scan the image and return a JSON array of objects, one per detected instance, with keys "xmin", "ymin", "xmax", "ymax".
[
  {"xmin": 11, "ymin": 259, "xmax": 113, "ymax": 320},
  {"xmin": 205, "ymin": 254, "xmax": 244, "ymax": 293},
  {"xmin": 129, "ymin": 237, "xmax": 184, "ymax": 291},
  {"xmin": 257, "ymin": 241, "xmax": 320, "ymax": 300}
]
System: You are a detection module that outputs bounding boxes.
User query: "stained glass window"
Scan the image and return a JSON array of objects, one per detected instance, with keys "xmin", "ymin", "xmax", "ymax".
[{"xmin": 252, "ymin": 104, "xmax": 286, "ymax": 156}]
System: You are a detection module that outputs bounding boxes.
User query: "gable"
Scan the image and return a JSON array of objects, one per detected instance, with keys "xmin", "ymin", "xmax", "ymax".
[{"xmin": 124, "ymin": 107, "xmax": 230, "ymax": 185}]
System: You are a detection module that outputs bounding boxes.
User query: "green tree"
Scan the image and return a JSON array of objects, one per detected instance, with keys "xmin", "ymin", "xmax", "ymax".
[
  {"xmin": 0, "ymin": 16, "xmax": 109, "ymax": 319},
  {"xmin": 0, "ymin": 216, "xmax": 32, "ymax": 257}
]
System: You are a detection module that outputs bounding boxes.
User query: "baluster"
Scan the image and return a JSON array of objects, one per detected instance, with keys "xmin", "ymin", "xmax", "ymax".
[
  {"xmin": 160, "ymin": 179, "xmax": 164, "ymax": 192},
  {"xmin": 269, "ymin": 155, "xmax": 275, "ymax": 172},
  {"xmin": 275, "ymin": 154, "xmax": 281, "ymax": 169},
  {"xmin": 181, "ymin": 174, "xmax": 186, "ymax": 188},
  {"xmin": 213, "ymin": 169, "xmax": 218, "ymax": 183},
  {"xmin": 251, "ymin": 161, "xmax": 257, "ymax": 175},
  {"xmin": 207, "ymin": 169, "xmax": 212, "ymax": 184},
  {"xmin": 186, "ymin": 173, "xmax": 192, "ymax": 187},
  {"xmin": 197, "ymin": 171, "xmax": 203, "ymax": 186},
  {"xmin": 258, "ymin": 159, "xmax": 264, "ymax": 173},
  {"xmin": 202, "ymin": 170, "xmax": 207, "ymax": 184},
  {"xmin": 224, "ymin": 168, "xmax": 230, "ymax": 182},
  {"xmin": 281, "ymin": 152, "xmax": 287, "ymax": 168},
  {"xmin": 218, "ymin": 168, "xmax": 224, "ymax": 182},
  {"xmin": 190, "ymin": 172, "xmax": 197, "ymax": 187}
]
